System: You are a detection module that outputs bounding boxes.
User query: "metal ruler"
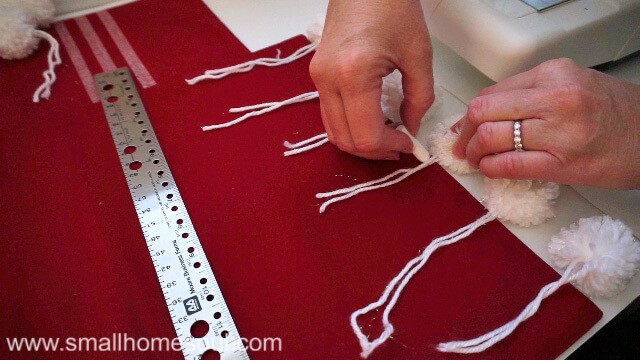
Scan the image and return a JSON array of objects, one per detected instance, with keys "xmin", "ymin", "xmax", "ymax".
[{"xmin": 95, "ymin": 68, "xmax": 249, "ymax": 360}]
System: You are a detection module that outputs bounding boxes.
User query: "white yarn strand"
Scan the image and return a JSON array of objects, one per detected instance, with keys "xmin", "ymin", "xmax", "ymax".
[
  {"xmin": 284, "ymin": 133, "xmax": 328, "ymax": 149},
  {"xmin": 32, "ymin": 30, "xmax": 61, "ymax": 103},
  {"xmin": 437, "ymin": 262, "xmax": 580, "ymax": 354},
  {"xmin": 283, "ymin": 133, "xmax": 329, "ymax": 157},
  {"xmin": 202, "ymin": 91, "xmax": 319, "ymax": 131},
  {"xmin": 186, "ymin": 42, "xmax": 318, "ymax": 84},
  {"xmin": 351, "ymin": 213, "xmax": 496, "ymax": 358},
  {"xmin": 317, "ymin": 158, "xmax": 437, "ymax": 213}
]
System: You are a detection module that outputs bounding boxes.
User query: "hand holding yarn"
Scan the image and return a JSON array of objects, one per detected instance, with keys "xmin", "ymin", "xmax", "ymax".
[
  {"xmin": 309, "ymin": 0, "xmax": 434, "ymax": 160},
  {"xmin": 452, "ymin": 58, "xmax": 640, "ymax": 189}
]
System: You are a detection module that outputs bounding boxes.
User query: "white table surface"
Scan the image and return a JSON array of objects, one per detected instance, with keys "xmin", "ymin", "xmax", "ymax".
[{"xmin": 54, "ymin": 1, "xmax": 640, "ymax": 358}]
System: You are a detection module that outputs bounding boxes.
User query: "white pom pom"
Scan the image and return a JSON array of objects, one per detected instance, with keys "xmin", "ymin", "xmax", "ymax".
[
  {"xmin": 380, "ymin": 70, "xmax": 404, "ymax": 124},
  {"xmin": 484, "ymin": 178, "xmax": 559, "ymax": 227},
  {"xmin": 549, "ymin": 216, "xmax": 640, "ymax": 298},
  {"xmin": 0, "ymin": 6, "xmax": 39, "ymax": 60},
  {"xmin": 305, "ymin": 13, "xmax": 325, "ymax": 44},
  {"xmin": 425, "ymin": 114, "xmax": 476, "ymax": 175},
  {"xmin": 2, "ymin": 0, "xmax": 55, "ymax": 26}
]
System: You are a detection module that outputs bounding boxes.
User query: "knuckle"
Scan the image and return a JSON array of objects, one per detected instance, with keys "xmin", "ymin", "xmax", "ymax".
[
  {"xmin": 502, "ymin": 153, "xmax": 523, "ymax": 178},
  {"xmin": 309, "ymin": 57, "xmax": 327, "ymax": 83},
  {"xmin": 475, "ymin": 123, "xmax": 495, "ymax": 149},
  {"xmin": 334, "ymin": 50, "xmax": 371, "ymax": 86},
  {"xmin": 540, "ymin": 57, "xmax": 578, "ymax": 72},
  {"xmin": 352, "ymin": 136, "xmax": 383, "ymax": 153},
  {"xmin": 553, "ymin": 84, "xmax": 588, "ymax": 111},
  {"xmin": 407, "ymin": 93, "xmax": 435, "ymax": 113},
  {"xmin": 467, "ymin": 96, "xmax": 488, "ymax": 124}
]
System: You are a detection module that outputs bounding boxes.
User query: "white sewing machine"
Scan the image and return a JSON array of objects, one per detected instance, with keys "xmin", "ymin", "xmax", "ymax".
[{"xmin": 423, "ymin": 0, "xmax": 640, "ymax": 80}]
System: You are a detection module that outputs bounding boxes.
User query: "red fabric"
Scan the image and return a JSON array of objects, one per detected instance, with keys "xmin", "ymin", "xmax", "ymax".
[{"xmin": 0, "ymin": 0, "xmax": 601, "ymax": 359}]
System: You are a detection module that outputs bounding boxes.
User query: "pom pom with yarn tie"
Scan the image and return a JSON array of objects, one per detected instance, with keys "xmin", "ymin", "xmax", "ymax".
[
  {"xmin": 0, "ymin": 6, "xmax": 40, "ymax": 60},
  {"xmin": 426, "ymin": 113, "xmax": 476, "ymax": 175},
  {"xmin": 438, "ymin": 216, "xmax": 639, "ymax": 354},
  {"xmin": 0, "ymin": 0, "xmax": 60, "ymax": 102},
  {"xmin": 484, "ymin": 178, "xmax": 559, "ymax": 227},
  {"xmin": 549, "ymin": 215, "xmax": 640, "ymax": 298}
]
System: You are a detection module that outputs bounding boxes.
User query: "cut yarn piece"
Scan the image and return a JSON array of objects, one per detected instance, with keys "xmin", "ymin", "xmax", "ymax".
[
  {"xmin": 283, "ymin": 133, "xmax": 329, "ymax": 157},
  {"xmin": 316, "ymin": 157, "xmax": 436, "ymax": 213},
  {"xmin": 186, "ymin": 14, "xmax": 325, "ymax": 84},
  {"xmin": 0, "ymin": 0, "xmax": 60, "ymax": 102},
  {"xmin": 202, "ymin": 91, "xmax": 319, "ymax": 131},
  {"xmin": 438, "ymin": 216, "xmax": 640, "ymax": 354},
  {"xmin": 351, "ymin": 212, "xmax": 496, "ymax": 358}
]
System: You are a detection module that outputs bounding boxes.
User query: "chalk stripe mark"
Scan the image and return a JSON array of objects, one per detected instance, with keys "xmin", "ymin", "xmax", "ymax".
[
  {"xmin": 97, "ymin": 11, "xmax": 157, "ymax": 88},
  {"xmin": 75, "ymin": 16, "xmax": 117, "ymax": 72},
  {"xmin": 53, "ymin": 22, "xmax": 100, "ymax": 103}
]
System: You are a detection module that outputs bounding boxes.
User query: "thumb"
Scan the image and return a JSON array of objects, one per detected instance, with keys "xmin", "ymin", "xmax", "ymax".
[{"xmin": 399, "ymin": 58, "xmax": 434, "ymax": 136}]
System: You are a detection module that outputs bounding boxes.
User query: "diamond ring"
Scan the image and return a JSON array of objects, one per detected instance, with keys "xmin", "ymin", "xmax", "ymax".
[{"xmin": 514, "ymin": 120, "xmax": 524, "ymax": 152}]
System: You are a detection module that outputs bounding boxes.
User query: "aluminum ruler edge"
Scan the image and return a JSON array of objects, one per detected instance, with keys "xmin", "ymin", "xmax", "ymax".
[{"xmin": 95, "ymin": 68, "xmax": 249, "ymax": 360}]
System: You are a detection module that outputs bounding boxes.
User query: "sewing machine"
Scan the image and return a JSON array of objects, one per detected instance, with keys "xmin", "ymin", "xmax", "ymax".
[{"xmin": 423, "ymin": 0, "xmax": 640, "ymax": 80}]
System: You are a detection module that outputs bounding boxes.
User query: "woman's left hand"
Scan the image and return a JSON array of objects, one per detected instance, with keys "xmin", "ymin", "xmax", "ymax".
[{"xmin": 453, "ymin": 58, "xmax": 640, "ymax": 189}]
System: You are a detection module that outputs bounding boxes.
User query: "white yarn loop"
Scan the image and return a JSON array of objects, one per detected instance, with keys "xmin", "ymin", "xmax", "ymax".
[
  {"xmin": 32, "ymin": 29, "xmax": 61, "ymax": 103},
  {"xmin": 437, "ymin": 262, "xmax": 579, "ymax": 353},
  {"xmin": 202, "ymin": 91, "xmax": 319, "ymax": 131},
  {"xmin": 186, "ymin": 42, "xmax": 318, "ymax": 84},
  {"xmin": 352, "ymin": 213, "xmax": 496, "ymax": 358},
  {"xmin": 283, "ymin": 133, "xmax": 329, "ymax": 156}
]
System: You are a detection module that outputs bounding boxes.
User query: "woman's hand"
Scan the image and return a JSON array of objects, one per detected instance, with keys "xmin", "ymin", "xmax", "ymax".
[
  {"xmin": 309, "ymin": 0, "xmax": 434, "ymax": 160},
  {"xmin": 454, "ymin": 58, "xmax": 640, "ymax": 189}
]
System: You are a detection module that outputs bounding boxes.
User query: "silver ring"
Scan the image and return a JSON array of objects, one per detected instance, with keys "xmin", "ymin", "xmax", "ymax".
[{"xmin": 513, "ymin": 120, "xmax": 524, "ymax": 152}]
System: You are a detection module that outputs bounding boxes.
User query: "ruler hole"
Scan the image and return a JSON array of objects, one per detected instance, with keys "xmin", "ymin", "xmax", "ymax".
[
  {"xmin": 200, "ymin": 278, "xmax": 208, "ymax": 284},
  {"xmin": 129, "ymin": 161, "xmax": 142, "ymax": 171},
  {"xmin": 145, "ymin": 140, "xmax": 152, "ymax": 144},
  {"xmin": 142, "ymin": 129, "xmax": 148, "ymax": 134},
  {"xmin": 128, "ymin": 95, "xmax": 134, "ymax": 100},
  {"xmin": 213, "ymin": 312, "xmax": 221, "ymax": 320},
  {"xmin": 162, "ymin": 181, "xmax": 169, "ymax": 187},
  {"xmin": 188, "ymin": 247, "xmax": 195, "ymax": 253},
  {"xmin": 103, "ymin": 84, "xmax": 113, "ymax": 91},
  {"xmin": 167, "ymin": 194, "xmax": 174, "ymax": 200},
  {"xmin": 206, "ymin": 295, "xmax": 214, "ymax": 301},
  {"xmin": 149, "ymin": 149, "xmax": 156, "ymax": 154},
  {"xmin": 190, "ymin": 320, "xmax": 209, "ymax": 338},
  {"xmin": 137, "ymin": 121, "xmax": 144, "ymax": 125},
  {"xmin": 176, "ymin": 219, "xmax": 184, "ymax": 225},
  {"xmin": 125, "ymin": 86, "xmax": 131, "ymax": 90},
  {"xmin": 153, "ymin": 160, "xmax": 160, "ymax": 165},
  {"xmin": 221, "ymin": 331, "xmax": 229, "ymax": 338},
  {"xmin": 119, "ymin": 71, "xmax": 125, "ymax": 75},
  {"xmin": 107, "ymin": 96, "xmax": 118, "ymax": 103},
  {"xmin": 123, "ymin": 146, "xmax": 136, "ymax": 155},
  {"xmin": 131, "ymin": 102, "xmax": 137, "ymax": 107},
  {"xmin": 194, "ymin": 262, "xmax": 201, "ymax": 268},
  {"xmin": 171, "ymin": 206, "xmax": 178, "ymax": 212},
  {"xmin": 181, "ymin": 232, "xmax": 189, "ymax": 238},
  {"xmin": 135, "ymin": 111, "xmax": 141, "ymax": 116},
  {"xmin": 122, "ymin": 79, "xmax": 128, "ymax": 83},
  {"xmin": 200, "ymin": 349, "xmax": 221, "ymax": 360},
  {"xmin": 157, "ymin": 170, "xmax": 164, "ymax": 176}
]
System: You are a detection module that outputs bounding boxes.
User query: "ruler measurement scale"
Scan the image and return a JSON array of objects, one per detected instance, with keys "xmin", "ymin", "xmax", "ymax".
[{"xmin": 95, "ymin": 68, "xmax": 249, "ymax": 360}]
